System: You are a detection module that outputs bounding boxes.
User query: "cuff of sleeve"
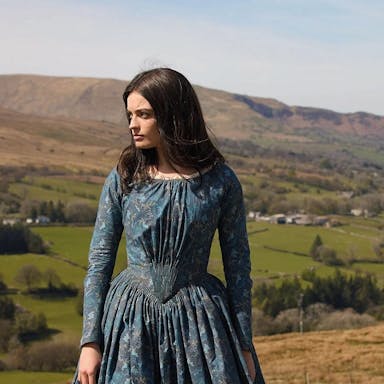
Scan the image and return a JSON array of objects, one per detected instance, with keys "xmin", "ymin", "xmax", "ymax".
[
  {"xmin": 80, "ymin": 332, "xmax": 101, "ymax": 349},
  {"xmin": 234, "ymin": 311, "xmax": 253, "ymax": 351},
  {"xmin": 239, "ymin": 337, "xmax": 253, "ymax": 351}
]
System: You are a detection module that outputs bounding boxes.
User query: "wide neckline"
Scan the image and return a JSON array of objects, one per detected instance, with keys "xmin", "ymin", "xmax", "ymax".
[{"xmin": 150, "ymin": 164, "xmax": 217, "ymax": 182}]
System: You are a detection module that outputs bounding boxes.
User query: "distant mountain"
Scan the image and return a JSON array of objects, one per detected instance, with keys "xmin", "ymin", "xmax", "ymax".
[
  {"xmin": 1, "ymin": 74, "xmax": 383, "ymax": 137},
  {"xmin": 1, "ymin": 74, "xmax": 384, "ymax": 172},
  {"xmin": 0, "ymin": 75, "xmax": 126, "ymax": 124}
]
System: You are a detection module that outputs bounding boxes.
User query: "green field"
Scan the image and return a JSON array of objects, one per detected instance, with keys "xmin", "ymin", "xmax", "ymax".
[
  {"xmin": 8, "ymin": 294, "xmax": 82, "ymax": 340},
  {"xmin": 240, "ymin": 173, "xmax": 341, "ymax": 201},
  {"xmin": 247, "ymin": 221, "xmax": 379, "ymax": 261},
  {"xmin": 0, "ymin": 253, "xmax": 85, "ymax": 289},
  {"xmin": 9, "ymin": 175, "xmax": 103, "ymax": 208},
  {"xmin": 32, "ymin": 226, "xmax": 127, "ymax": 274},
  {"xmin": 2, "ymin": 218, "xmax": 382, "ymax": 293}
]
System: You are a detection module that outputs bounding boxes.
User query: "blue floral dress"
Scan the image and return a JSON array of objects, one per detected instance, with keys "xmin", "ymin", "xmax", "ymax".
[{"xmin": 72, "ymin": 163, "xmax": 265, "ymax": 383}]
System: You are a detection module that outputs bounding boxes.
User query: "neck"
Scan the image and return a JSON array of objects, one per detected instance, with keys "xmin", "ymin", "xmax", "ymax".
[
  {"xmin": 154, "ymin": 147, "xmax": 195, "ymax": 176},
  {"xmin": 156, "ymin": 147, "xmax": 173, "ymax": 172}
]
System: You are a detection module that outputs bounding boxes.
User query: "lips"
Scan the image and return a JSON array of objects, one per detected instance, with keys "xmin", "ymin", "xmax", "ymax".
[{"xmin": 133, "ymin": 135, "xmax": 144, "ymax": 141}]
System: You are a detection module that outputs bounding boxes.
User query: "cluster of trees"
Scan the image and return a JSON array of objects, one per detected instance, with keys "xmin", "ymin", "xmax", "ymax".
[
  {"xmin": 309, "ymin": 235, "xmax": 344, "ymax": 266},
  {"xmin": 253, "ymin": 270, "xmax": 383, "ymax": 319},
  {"xmin": 245, "ymin": 185, "xmax": 384, "ymax": 217},
  {"xmin": 0, "ymin": 224, "xmax": 46, "ymax": 254},
  {"xmin": 252, "ymin": 269, "xmax": 383, "ymax": 337},
  {"xmin": 0, "ymin": 295, "xmax": 48, "ymax": 353},
  {"xmin": 0, "ymin": 165, "xmax": 95, "ymax": 220},
  {"xmin": 13, "ymin": 264, "xmax": 78, "ymax": 296},
  {"xmin": 252, "ymin": 303, "xmax": 376, "ymax": 336},
  {"xmin": 0, "ymin": 265, "xmax": 81, "ymax": 372},
  {"xmin": 0, "ymin": 275, "xmax": 78, "ymax": 371},
  {"xmin": 6, "ymin": 341, "xmax": 78, "ymax": 371},
  {"xmin": 252, "ymin": 269, "xmax": 384, "ymax": 335},
  {"xmin": 0, "ymin": 165, "xmax": 98, "ymax": 222},
  {"xmin": 23, "ymin": 200, "xmax": 65, "ymax": 222},
  {"xmin": 21, "ymin": 199, "xmax": 97, "ymax": 223},
  {"xmin": 309, "ymin": 234, "xmax": 384, "ymax": 266},
  {"xmin": 0, "ymin": 167, "xmax": 37, "ymax": 215},
  {"xmin": 236, "ymin": 151, "xmax": 384, "ymax": 216}
]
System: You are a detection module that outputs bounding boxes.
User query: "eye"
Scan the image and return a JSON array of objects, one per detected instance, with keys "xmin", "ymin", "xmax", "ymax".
[{"xmin": 139, "ymin": 111, "xmax": 150, "ymax": 118}]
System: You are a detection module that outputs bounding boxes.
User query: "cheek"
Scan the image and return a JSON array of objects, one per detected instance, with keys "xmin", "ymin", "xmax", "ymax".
[{"xmin": 150, "ymin": 124, "xmax": 161, "ymax": 141}]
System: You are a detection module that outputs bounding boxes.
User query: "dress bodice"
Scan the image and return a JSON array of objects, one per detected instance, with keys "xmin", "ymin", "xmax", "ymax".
[
  {"xmin": 81, "ymin": 162, "xmax": 254, "ymax": 352},
  {"xmin": 121, "ymin": 171, "xmax": 224, "ymax": 301}
]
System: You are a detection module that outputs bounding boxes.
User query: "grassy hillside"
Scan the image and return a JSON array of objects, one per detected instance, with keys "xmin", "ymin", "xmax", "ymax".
[
  {"xmin": 9, "ymin": 175, "xmax": 103, "ymax": 208},
  {"xmin": 1, "ymin": 74, "xmax": 384, "ymax": 179},
  {"xmin": 0, "ymin": 107, "xmax": 123, "ymax": 172},
  {"xmin": 256, "ymin": 323, "xmax": 384, "ymax": 383},
  {"xmin": 1, "ymin": 321, "xmax": 384, "ymax": 383}
]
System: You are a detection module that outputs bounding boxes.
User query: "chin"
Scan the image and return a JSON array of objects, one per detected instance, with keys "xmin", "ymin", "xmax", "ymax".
[{"xmin": 135, "ymin": 143, "xmax": 156, "ymax": 150}]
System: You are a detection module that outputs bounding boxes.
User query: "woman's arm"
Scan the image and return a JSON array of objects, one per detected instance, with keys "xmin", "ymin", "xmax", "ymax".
[
  {"xmin": 78, "ymin": 169, "xmax": 124, "ymax": 381},
  {"xmin": 218, "ymin": 168, "xmax": 253, "ymax": 351},
  {"xmin": 218, "ymin": 167, "xmax": 261, "ymax": 382}
]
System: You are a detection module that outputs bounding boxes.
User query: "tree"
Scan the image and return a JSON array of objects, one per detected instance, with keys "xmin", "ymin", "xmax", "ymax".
[
  {"xmin": 65, "ymin": 202, "xmax": 96, "ymax": 223},
  {"xmin": 39, "ymin": 201, "xmax": 48, "ymax": 216},
  {"xmin": 0, "ymin": 224, "xmax": 45, "ymax": 254},
  {"xmin": 31, "ymin": 206, "xmax": 38, "ymax": 220},
  {"xmin": 0, "ymin": 224, "xmax": 28, "ymax": 253},
  {"xmin": 253, "ymin": 277, "xmax": 302, "ymax": 317},
  {"xmin": 0, "ymin": 273, "xmax": 7, "ymax": 292},
  {"xmin": 306, "ymin": 270, "xmax": 384, "ymax": 312},
  {"xmin": 309, "ymin": 234, "xmax": 323, "ymax": 260},
  {"xmin": 15, "ymin": 311, "xmax": 48, "ymax": 340},
  {"xmin": 14, "ymin": 264, "xmax": 42, "ymax": 291},
  {"xmin": 0, "ymin": 296, "xmax": 16, "ymax": 320},
  {"xmin": 373, "ymin": 238, "xmax": 384, "ymax": 261},
  {"xmin": 43, "ymin": 268, "xmax": 62, "ymax": 290},
  {"xmin": 56, "ymin": 200, "xmax": 66, "ymax": 222},
  {"xmin": 24, "ymin": 228, "xmax": 46, "ymax": 254},
  {"xmin": 47, "ymin": 200, "xmax": 56, "ymax": 222},
  {"xmin": 317, "ymin": 246, "xmax": 344, "ymax": 266},
  {"xmin": 0, "ymin": 319, "xmax": 14, "ymax": 352}
]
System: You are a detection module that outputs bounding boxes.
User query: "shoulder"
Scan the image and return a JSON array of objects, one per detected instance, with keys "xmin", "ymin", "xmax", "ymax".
[
  {"xmin": 213, "ymin": 162, "xmax": 242, "ymax": 190},
  {"xmin": 102, "ymin": 167, "xmax": 122, "ymax": 197}
]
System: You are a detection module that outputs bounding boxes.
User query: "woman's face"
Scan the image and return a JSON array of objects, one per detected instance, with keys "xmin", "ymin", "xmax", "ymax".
[{"xmin": 127, "ymin": 91, "xmax": 162, "ymax": 150}]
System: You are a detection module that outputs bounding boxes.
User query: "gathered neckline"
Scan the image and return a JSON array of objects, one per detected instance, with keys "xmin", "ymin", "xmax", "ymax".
[{"xmin": 150, "ymin": 164, "xmax": 217, "ymax": 182}]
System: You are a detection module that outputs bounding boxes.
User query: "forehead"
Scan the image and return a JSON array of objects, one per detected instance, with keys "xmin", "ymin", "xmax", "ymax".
[{"xmin": 127, "ymin": 91, "xmax": 153, "ymax": 111}]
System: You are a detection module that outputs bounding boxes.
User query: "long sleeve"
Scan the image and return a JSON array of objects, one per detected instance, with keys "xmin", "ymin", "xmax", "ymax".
[
  {"xmin": 218, "ymin": 168, "xmax": 253, "ymax": 351},
  {"xmin": 80, "ymin": 168, "xmax": 124, "ymax": 347}
]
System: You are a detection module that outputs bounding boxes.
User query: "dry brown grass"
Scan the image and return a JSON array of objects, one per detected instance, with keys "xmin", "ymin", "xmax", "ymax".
[
  {"xmin": 0, "ymin": 107, "xmax": 124, "ymax": 172},
  {"xmin": 254, "ymin": 323, "xmax": 384, "ymax": 383}
]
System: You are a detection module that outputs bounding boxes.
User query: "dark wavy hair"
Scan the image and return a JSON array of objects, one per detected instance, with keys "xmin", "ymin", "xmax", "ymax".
[{"xmin": 117, "ymin": 68, "xmax": 224, "ymax": 193}]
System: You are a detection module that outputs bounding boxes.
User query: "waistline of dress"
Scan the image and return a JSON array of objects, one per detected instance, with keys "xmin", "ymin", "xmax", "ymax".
[{"xmin": 115, "ymin": 263, "xmax": 209, "ymax": 304}]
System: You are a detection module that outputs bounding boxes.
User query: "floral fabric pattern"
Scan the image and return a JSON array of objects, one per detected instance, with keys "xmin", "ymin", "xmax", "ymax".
[{"xmin": 73, "ymin": 163, "xmax": 264, "ymax": 383}]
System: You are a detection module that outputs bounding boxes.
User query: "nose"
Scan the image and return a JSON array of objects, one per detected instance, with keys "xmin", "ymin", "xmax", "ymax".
[{"xmin": 129, "ymin": 115, "xmax": 139, "ymax": 131}]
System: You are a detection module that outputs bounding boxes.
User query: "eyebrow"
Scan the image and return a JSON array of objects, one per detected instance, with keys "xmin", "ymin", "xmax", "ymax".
[{"xmin": 127, "ymin": 107, "xmax": 154, "ymax": 114}]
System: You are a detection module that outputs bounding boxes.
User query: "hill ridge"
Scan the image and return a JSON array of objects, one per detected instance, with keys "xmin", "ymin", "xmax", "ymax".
[{"xmin": 1, "ymin": 73, "xmax": 384, "ymax": 173}]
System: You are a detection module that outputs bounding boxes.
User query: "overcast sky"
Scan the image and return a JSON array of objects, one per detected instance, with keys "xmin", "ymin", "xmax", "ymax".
[{"xmin": 1, "ymin": 0, "xmax": 383, "ymax": 115}]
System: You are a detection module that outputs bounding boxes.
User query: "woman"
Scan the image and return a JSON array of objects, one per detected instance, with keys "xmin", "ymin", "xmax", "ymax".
[{"xmin": 73, "ymin": 68, "xmax": 265, "ymax": 383}]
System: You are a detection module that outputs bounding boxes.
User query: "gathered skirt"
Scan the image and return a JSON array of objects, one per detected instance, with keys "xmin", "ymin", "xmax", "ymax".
[{"xmin": 72, "ymin": 268, "xmax": 264, "ymax": 383}]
